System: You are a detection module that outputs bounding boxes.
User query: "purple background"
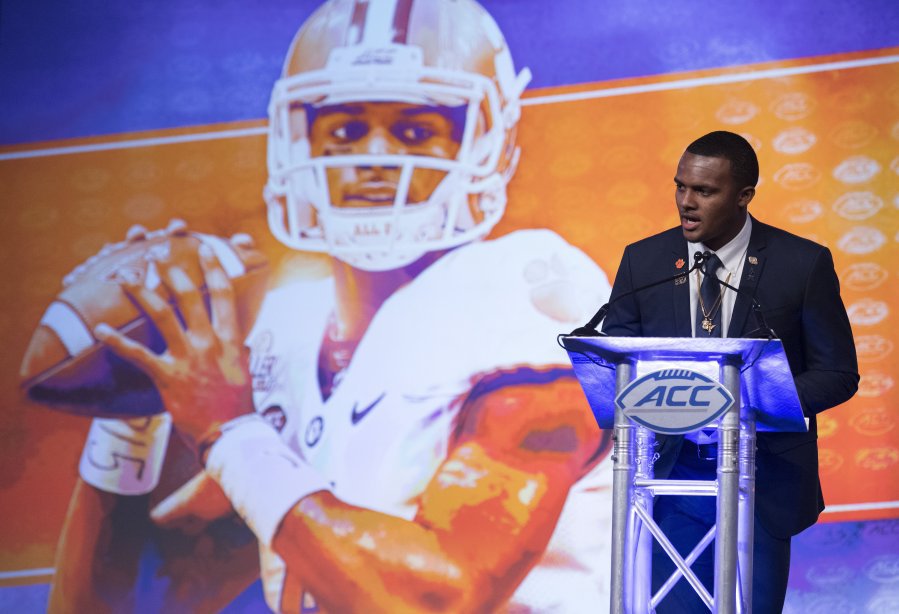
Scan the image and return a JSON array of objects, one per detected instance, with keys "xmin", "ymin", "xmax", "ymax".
[{"xmin": 2, "ymin": 0, "xmax": 897, "ymax": 144}]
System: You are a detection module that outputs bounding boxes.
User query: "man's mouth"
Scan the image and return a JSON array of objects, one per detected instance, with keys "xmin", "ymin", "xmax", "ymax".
[
  {"xmin": 681, "ymin": 214, "xmax": 700, "ymax": 231},
  {"xmin": 345, "ymin": 194, "xmax": 395, "ymax": 204},
  {"xmin": 344, "ymin": 183, "xmax": 398, "ymax": 205}
]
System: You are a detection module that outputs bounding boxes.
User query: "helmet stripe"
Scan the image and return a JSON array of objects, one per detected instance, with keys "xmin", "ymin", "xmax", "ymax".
[
  {"xmin": 348, "ymin": 0, "xmax": 370, "ymax": 45},
  {"xmin": 362, "ymin": 0, "xmax": 399, "ymax": 45},
  {"xmin": 391, "ymin": 0, "xmax": 414, "ymax": 44}
]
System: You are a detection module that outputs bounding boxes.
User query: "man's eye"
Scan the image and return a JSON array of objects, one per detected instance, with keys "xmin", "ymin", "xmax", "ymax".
[
  {"xmin": 394, "ymin": 124, "xmax": 435, "ymax": 144},
  {"xmin": 333, "ymin": 121, "xmax": 368, "ymax": 141}
]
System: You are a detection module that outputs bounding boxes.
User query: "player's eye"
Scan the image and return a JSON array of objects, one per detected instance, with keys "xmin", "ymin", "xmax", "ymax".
[
  {"xmin": 332, "ymin": 120, "xmax": 368, "ymax": 142},
  {"xmin": 393, "ymin": 122, "xmax": 435, "ymax": 145}
]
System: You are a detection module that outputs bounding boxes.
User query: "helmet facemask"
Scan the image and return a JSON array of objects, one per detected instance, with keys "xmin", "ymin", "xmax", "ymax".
[
  {"xmin": 265, "ymin": 0, "xmax": 530, "ymax": 270},
  {"xmin": 265, "ymin": 42, "xmax": 528, "ymax": 271}
]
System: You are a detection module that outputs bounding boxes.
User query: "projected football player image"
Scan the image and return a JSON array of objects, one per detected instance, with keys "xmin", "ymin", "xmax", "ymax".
[{"xmin": 46, "ymin": 0, "xmax": 613, "ymax": 611}]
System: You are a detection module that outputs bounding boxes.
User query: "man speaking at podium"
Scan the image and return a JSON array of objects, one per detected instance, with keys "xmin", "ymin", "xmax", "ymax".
[{"xmin": 602, "ymin": 130, "xmax": 858, "ymax": 612}]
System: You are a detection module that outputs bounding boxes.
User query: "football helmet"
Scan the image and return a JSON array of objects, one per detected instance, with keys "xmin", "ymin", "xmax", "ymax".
[{"xmin": 265, "ymin": 0, "xmax": 531, "ymax": 271}]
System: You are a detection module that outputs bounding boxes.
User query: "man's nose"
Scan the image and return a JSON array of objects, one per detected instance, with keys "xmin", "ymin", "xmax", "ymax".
[
  {"xmin": 358, "ymin": 129, "xmax": 401, "ymax": 173},
  {"xmin": 362, "ymin": 128, "xmax": 393, "ymax": 156}
]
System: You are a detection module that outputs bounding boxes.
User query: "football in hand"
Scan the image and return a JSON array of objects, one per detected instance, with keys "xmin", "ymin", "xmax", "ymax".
[{"xmin": 20, "ymin": 220, "xmax": 269, "ymax": 418}]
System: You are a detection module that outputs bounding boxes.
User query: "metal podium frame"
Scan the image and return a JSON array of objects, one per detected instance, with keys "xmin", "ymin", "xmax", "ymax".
[{"xmin": 561, "ymin": 336, "xmax": 806, "ymax": 614}]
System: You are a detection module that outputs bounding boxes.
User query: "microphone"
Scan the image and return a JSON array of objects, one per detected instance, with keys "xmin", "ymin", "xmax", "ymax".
[
  {"xmin": 567, "ymin": 251, "xmax": 710, "ymax": 337},
  {"xmin": 698, "ymin": 251, "xmax": 777, "ymax": 339}
]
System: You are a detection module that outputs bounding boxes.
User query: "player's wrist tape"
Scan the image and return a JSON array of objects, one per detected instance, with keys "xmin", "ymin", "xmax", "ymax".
[
  {"xmin": 205, "ymin": 413, "xmax": 329, "ymax": 547},
  {"xmin": 79, "ymin": 413, "xmax": 173, "ymax": 495}
]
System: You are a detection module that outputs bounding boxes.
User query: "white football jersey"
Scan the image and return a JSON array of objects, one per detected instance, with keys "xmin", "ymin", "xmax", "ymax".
[{"xmin": 246, "ymin": 229, "xmax": 612, "ymax": 612}]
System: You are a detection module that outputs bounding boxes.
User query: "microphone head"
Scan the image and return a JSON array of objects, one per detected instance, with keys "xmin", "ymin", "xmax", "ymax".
[
  {"xmin": 692, "ymin": 251, "xmax": 709, "ymax": 272},
  {"xmin": 567, "ymin": 325, "xmax": 605, "ymax": 337}
]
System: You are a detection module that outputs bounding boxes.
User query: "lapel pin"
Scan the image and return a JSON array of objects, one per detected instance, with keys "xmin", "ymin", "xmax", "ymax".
[
  {"xmin": 675, "ymin": 258, "xmax": 685, "ymax": 269},
  {"xmin": 748, "ymin": 256, "xmax": 758, "ymax": 265}
]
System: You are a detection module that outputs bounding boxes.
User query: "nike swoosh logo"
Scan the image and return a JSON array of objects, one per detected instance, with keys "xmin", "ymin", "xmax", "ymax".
[{"xmin": 351, "ymin": 393, "xmax": 386, "ymax": 425}]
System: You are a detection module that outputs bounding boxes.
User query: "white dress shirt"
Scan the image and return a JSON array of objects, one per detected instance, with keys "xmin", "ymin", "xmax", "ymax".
[
  {"xmin": 688, "ymin": 215, "xmax": 752, "ymax": 338},
  {"xmin": 685, "ymin": 216, "xmax": 752, "ymax": 444}
]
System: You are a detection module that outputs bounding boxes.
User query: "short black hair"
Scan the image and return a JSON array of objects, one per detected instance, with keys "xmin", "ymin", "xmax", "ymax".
[{"xmin": 685, "ymin": 131, "xmax": 759, "ymax": 188}]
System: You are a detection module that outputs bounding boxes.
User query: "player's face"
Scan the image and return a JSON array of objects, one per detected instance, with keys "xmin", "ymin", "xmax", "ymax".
[
  {"xmin": 307, "ymin": 101, "xmax": 463, "ymax": 208},
  {"xmin": 674, "ymin": 152, "xmax": 753, "ymax": 251}
]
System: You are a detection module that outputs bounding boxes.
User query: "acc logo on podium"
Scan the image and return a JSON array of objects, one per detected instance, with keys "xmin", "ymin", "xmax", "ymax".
[{"xmin": 616, "ymin": 370, "xmax": 734, "ymax": 434}]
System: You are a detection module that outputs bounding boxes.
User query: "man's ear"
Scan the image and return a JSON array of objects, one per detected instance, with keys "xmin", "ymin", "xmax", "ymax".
[{"xmin": 739, "ymin": 186, "xmax": 756, "ymax": 208}]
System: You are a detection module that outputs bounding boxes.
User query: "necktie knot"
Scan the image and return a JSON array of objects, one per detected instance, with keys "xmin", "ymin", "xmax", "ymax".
[{"xmin": 704, "ymin": 253, "xmax": 722, "ymax": 277}]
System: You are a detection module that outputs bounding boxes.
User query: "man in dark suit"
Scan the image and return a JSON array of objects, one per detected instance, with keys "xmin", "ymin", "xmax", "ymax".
[{"xmin": 602, "ymin": 131, "xmax": 858, "ymax": 612}]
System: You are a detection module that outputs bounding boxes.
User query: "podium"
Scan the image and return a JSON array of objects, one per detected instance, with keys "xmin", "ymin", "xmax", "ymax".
[{"xmin": 561, "ymin": 336, "xmax": 806, "ymax": 613}]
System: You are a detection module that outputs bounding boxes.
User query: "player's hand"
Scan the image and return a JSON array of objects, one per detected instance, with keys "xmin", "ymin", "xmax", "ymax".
[
  {"xmin": 95, "ymin": 243, "xmax": 254, "ymax": 450},
  {"xmin": 151, "ymin": 471, "xmax": 235, "ymax": 532}
]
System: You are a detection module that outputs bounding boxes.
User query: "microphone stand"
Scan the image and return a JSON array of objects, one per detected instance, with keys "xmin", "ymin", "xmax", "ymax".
[
  {"xmin": 568, "ymin": 251, "xmax": 710, "ymax": 337},
  {"xmin": 701, "ymin": 254, "xmax": 777, "ymax": 340},
  {"xmin": 569, "ymin": 250, "xmax": 778, "ymax": 339}
]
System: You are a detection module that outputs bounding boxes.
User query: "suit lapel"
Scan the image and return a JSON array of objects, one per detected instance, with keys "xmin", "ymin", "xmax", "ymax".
[
  {"xmin": 728, "ymin": 218, "xmax": 766, "ymax": 337},
  {"xmin": 671, "ymin": 238, "xmax": 692, "ymax": 337}
]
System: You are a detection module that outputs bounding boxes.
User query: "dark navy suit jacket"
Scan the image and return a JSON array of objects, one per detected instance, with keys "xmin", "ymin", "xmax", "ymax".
[{"xmin": 602, "ymin": 217, "xmax": 858, "ymax": 538}]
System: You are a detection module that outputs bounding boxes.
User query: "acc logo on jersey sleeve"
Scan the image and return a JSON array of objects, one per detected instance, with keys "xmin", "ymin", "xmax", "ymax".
[
  {"xmin": 616, "ymin": 369, "xmax": 734, "ymax": 434},
  {"xmin": 305, "ymin": 416, "xmax": 324, "ymax": 447}
]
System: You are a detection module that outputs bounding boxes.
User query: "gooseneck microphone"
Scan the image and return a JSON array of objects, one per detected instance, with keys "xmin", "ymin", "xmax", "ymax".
[
  {"xmin": 697, "ymin": 250, "xmax": 777, "ymax": 339},
  {"xmin": 567, "ymin": 251, "xmax": 710, "ymax": 337}
]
